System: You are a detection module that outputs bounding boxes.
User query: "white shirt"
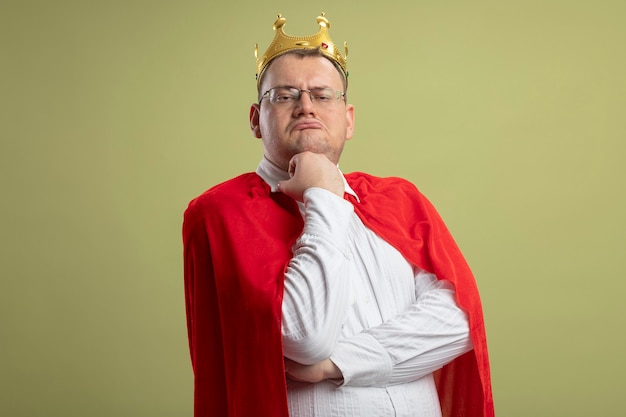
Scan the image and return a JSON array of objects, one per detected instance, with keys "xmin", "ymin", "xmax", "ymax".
[{"xmin": 256, "ymin": 158, "xmax": 473, "ymax": 417}]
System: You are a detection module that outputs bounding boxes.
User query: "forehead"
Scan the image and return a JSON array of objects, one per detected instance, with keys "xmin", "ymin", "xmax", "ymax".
[{"xmin": 261, "ymin": 54, "xmax": 344, "ymax": 90}]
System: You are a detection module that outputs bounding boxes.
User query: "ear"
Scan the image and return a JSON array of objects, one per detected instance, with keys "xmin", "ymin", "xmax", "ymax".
[
  {"xmin": 345, "ymin": 104, "xmax": 355, "ymax": 140},
  {"xmin": 249, "ymin": 104, "xmax": 262, "ymax": 138}
]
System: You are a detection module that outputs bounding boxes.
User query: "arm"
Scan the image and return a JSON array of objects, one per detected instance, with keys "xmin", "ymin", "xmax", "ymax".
[
  {"xmin": 329, "ymin": 269, "xmax": 473, "ymax": 387},
  {"xmin": 280, "ymin": 154, "xmax": 471, "ymax": 384},
  {"xmin": 281, "ymin": 187, "xmax": 355, "ymax": 363},
  {"xmin": 280, "ymin": 152, "xmax": 355, "ymax": 364},
  {"xmin": 282, "ymin": 270, "xmax": 472, "ymax": 385}
]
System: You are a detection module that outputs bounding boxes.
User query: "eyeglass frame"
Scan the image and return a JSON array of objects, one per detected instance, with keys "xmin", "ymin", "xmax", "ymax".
[{"xmin": 258, "ymin": 86, "xmax": 346, "ymax": 106}]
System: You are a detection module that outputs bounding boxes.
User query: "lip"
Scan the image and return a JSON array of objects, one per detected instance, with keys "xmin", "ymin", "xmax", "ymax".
[{"xmin": 292, "ymin": 120, "xmax": 323, "ymax": 131}]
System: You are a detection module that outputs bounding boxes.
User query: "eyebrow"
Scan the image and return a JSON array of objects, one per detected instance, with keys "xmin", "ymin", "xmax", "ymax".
[{"xmin": 271, "ymin": 85, "xmax": 335, "ymax": 91}]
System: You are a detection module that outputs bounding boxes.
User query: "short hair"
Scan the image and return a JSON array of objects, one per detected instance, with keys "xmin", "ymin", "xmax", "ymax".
[{"xmin": 257, "ymin": 49, "xmax": 348, "ymax": 101}]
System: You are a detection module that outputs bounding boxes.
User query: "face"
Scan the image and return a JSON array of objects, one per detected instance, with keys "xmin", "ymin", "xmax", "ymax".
[{"xmin": 249, "ymin": 54, "xmax": 355, "ymax": 170}]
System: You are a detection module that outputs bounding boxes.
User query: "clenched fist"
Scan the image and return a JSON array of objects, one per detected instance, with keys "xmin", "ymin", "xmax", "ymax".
[{"xmin": 277, "ymin": 151, "xmax": 345, "ymax": 202}]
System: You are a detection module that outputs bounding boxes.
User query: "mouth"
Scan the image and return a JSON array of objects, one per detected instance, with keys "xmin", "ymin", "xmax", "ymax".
[{"xmin": 292, "ymin": 121, "xmax": 323, "ymax": 131}]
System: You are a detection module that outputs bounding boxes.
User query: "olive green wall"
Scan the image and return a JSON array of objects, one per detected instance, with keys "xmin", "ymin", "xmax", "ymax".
[{"xmin": 2, "ymin": 1, "xmax": 624, "ymax": 416}]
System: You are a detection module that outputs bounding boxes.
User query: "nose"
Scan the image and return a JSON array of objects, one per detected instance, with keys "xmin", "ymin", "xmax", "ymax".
[
  {"xmin": 294, "ymin": 90, "xmax": 316, "ymax": 115},
  {"xmin": 300, "ymin": 90, "xmax": 315, "ymax": 103}
]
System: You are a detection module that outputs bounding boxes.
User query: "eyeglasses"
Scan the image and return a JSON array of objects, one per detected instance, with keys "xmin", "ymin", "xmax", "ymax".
[{"xmin": 259, "ymin": 87, "xmax": 345, "ymax": 106}]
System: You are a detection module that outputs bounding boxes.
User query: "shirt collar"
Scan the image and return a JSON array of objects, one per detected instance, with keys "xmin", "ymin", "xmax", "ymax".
[{"xmin": 256, "ymin": 156, "xmax": 360, "ymax": 202}]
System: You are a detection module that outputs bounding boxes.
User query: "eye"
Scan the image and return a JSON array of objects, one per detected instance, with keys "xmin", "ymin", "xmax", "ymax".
[
  {"xmin": 312, "ymin": 89, "xmax": 334, "ymax": 101},
  {"xmin": 275, "ymin": 94, "xmax": 295, "ymax": 102},
  {"xmin": 271, "ymin": 88, "xmax": 298, "ymax": 103}
]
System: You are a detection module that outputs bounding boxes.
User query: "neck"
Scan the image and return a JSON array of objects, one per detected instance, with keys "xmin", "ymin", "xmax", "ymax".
[{"xmin": 263, "ymin": 154, "xmax": 287, "ymax": 172}]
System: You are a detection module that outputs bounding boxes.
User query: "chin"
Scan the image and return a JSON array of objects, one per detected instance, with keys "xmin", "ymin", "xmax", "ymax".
[{"xmin": 294, "ymin": 135, "xmax": 327, "ymax": 151}]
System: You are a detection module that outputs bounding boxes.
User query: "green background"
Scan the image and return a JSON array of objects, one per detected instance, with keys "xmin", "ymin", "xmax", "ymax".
[{"xmin": 2, "ymin": 1, "xmax": 624, "ymax": 416}]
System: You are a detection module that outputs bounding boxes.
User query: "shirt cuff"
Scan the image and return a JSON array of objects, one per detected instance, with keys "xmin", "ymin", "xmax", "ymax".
[
  {"xmin": 329, "ymin": 333, "xmax": 393, "ymax": 387},
  {"xmin": 301, "ymin": 187, "xmax": 354, "ymax": 238}
]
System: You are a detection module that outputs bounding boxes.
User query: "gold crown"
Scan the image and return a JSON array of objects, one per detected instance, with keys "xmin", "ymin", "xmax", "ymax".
[{"xmin": 255, "ymin": 12, "xmax": 348, "ymax": 86}]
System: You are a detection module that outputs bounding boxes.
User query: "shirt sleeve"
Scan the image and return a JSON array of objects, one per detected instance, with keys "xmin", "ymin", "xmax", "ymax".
[
  {"xmin": 330, "ymin": 270, "xmax": 473, "ymax": 387},
  {"xmin": 281, "ymin": 187, "xmax": 355, "ymax": 365}
]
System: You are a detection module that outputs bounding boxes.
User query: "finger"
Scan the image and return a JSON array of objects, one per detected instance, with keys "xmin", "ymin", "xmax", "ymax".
[
  {"xmin": 276, "ymin": 178, "xmax": 297, "ymax": 200},
  {"xmin": 288, "ymin": 156, "xmax": 297, "ymax": 178}
]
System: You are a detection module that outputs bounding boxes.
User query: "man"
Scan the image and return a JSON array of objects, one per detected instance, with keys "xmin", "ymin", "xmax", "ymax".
[{"xmin": 183, "ymin": 13, "xmax": 494, "ymax": 417}]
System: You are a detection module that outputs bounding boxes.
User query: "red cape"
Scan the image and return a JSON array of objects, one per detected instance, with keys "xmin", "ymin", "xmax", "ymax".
[{"xmin": 183, "ymin": 172, "xmax": 494, "ymax": 417}]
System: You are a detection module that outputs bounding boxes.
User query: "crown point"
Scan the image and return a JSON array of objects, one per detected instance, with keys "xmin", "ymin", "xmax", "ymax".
[
  {"xmin": 273, "ymin": 15, "xmax": 286, "ymax": 30},
  {"xmin": 317, "ymin": 14, "xmax": 330, "ymax": 29}
]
